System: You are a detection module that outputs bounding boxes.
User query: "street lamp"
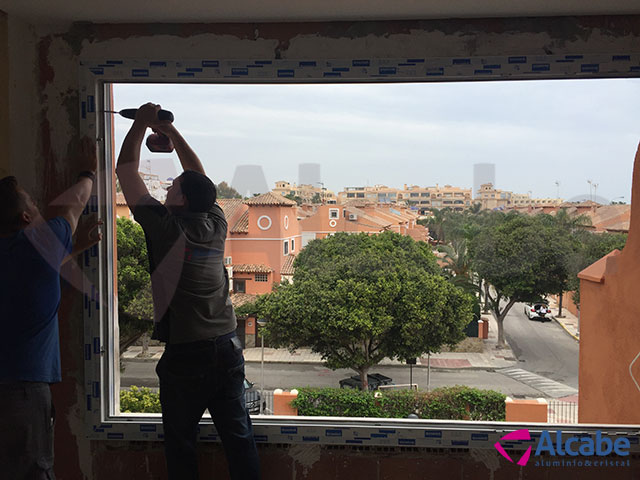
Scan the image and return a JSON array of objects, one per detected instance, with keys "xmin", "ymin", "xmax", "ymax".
[{"xmin": 256, "ymin": 318, "xmax": 267, "ymax": 414}]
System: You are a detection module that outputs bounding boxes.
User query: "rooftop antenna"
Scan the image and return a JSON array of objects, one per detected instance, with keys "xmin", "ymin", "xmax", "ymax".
[{"xmin": 555, "ymin": 180, "xmax": 560, "ymax": 199}]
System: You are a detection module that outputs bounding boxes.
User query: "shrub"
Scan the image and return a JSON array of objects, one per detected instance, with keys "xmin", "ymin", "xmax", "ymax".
[
  {"xmin": 292, "ymin": 385, "xmax": 506, "ymax": 421},
  {"xmin": 120, "ymin": 386, "xmax": 161, "ymax": 413}
]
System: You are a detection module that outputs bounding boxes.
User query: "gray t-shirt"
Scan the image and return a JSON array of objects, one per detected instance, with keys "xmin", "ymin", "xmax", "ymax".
[{"xmin": 133, "ymin": 195, "xmax": 236, "ymax": 344}]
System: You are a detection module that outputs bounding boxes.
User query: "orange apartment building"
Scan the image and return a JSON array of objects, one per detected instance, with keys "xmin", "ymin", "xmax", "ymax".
[
  {"xmin": 337, "ymin": 184, "xmax": 472, "ymax": 213},
  {"xmin": 272, "ymin": 180, "xmax": 337, "ymax": 204},
  {"xmin": 476, "ymin": 182, "xmax": 563, "ymax": 210},
  {"xmin": 219, "ymin": 194, "xmax": 430, "ymax": 295}
]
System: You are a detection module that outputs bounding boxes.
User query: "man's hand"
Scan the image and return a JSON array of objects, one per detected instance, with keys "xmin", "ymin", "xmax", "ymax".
[
  {"xmin": 79, "ymin": 136, "xmax": 97, "ymax": 174},
  {"xmin": 62, "ymin": 217, "xmax": 103, "ymax": 265},
  {"xmin": 134, "ymin": 103, "xmax": 162, "ymax": 128},
  {"xmin": 75, "ymin": 218, "xmax": 103, "ymax": 252},
  {"xmin": 150, "ymin": 121, "xmax": 177, "ymax": 138}
]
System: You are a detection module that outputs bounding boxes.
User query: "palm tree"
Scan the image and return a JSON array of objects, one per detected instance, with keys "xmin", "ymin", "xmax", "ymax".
[{"xmin": 438, "ymin": 239, "xmax": 477, "ymax": 294}]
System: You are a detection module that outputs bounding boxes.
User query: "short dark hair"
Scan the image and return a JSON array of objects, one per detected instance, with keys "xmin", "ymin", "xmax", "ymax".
[
  {"xmin": 179, "ymin": 170, "xmax": 216, "ymax": 213},
  {"xmin": 0, "ymin": 176, "xmax": 26, "ymax": 232}
]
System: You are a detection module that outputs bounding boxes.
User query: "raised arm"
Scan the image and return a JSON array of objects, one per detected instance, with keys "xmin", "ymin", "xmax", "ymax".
[
  {"xmin": 115, "ymin": 103, "xmax": 158, "ymax": 207},
  {"xmin": 47, "ymin": 137, "xmax": 97, "ymax": 234},
  {"xmin": 152, "ymin": 122, "xmax": 206, "ymax": 176}
]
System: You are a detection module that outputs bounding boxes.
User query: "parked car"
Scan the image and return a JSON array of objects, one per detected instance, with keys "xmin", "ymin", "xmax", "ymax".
[
  {"xmin": 339, "ymin": 373, "xmax": 394, "ymax": 391},
  {"xmin": 244, "ymin": 379, "xmax": 265, "ymax": 414},
  {"xmin": 524, "ymin": 302, "xmax": 552, "ymax": 321}
]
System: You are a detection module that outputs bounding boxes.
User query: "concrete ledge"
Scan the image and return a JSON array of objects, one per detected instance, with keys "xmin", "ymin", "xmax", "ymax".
[{"xmin": 505, "ymin": 397, "xmax": 548, "ymax": 423}]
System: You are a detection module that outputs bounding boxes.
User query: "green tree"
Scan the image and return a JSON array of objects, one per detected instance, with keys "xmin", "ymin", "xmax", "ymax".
[
  {"xmin": 216, "ymin": 181, "xmax": 242, "ymax": 199},
  {"xmin": 116, "ymin": 217, "xmax": 153, "ymax": 349},
  {"xmin": 566, "ymin": 231, "xmax": 627, "ymax": 307},
  {"xmin": 470, "ymin": 213, "xmax": 573, "ymax": 347},
  {"xmin": 284, "ymin": 192, "xmax": 303, "ymax": 205},
  {"xmin": 254, "ymin": 232, "xmax": 474, "ymax": 390}
]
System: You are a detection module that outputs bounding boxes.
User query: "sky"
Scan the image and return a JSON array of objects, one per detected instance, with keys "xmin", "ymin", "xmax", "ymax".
[{"xmin": 113, "ymin": 78, "xmax": 640, "ymax": 203}]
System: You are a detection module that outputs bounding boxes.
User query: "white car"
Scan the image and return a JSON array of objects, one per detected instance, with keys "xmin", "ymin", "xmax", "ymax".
[{"xmin": 524, "ymin": 302, "xmax": 552, "ymax": 321}]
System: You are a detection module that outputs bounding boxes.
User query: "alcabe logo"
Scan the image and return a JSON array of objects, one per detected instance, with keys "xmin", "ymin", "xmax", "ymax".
[
  {"xmin": 493, "ymin": 429, "xmax": 631, "ymax": 469},
  {"xmin": 494, "ymin": 429, "xmax": 533, "ymax": 466}
]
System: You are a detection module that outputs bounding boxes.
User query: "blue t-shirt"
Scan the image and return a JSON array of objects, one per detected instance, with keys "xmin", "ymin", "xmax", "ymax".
[{"xmin": 0, "ymin": 217, "xmax": 72, "ymax": 383}]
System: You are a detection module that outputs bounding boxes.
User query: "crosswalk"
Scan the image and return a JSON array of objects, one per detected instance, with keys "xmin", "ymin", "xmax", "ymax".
[{"xmin": 497, "ymin": 367, "xmax": 578, "ymax": 398}]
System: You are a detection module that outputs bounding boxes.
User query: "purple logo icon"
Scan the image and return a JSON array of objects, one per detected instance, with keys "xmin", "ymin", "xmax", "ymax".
[{"xmin": 494, "ymin": 429, "xmax": 532, "ymax": 466}]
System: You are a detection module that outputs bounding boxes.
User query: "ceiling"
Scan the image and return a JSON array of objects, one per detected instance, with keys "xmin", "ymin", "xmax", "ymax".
[{"xmin": 2, "ymin": 0, "xmax": 640, "ymax": 25}]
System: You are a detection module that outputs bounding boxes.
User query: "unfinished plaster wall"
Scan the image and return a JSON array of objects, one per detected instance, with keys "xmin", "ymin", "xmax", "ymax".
[
  {"xmin": 5, "ymin": 13, "xmax": 640, "ymax": 479},
  {"xmin": 6, "ymin": 15, "xmax": 39, "ymax": 191},
  {"xmin": 0, "ymin": 11, "xmax": 8, "ymax": 177}
]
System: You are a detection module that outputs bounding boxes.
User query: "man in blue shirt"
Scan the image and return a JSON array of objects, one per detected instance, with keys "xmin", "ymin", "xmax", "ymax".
[{"xmin": 0, "ymin": 139, "xmax": 101, "ymax": 479}]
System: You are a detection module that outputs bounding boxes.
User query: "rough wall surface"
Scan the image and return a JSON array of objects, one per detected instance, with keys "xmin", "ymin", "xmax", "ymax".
[
  {"xmin": 4, "ymin": 13, "xmax": 640, "ymax": 478},
  {"xmin": 579, "ymin": 144, "xmax": 640, "ymax": 425}
]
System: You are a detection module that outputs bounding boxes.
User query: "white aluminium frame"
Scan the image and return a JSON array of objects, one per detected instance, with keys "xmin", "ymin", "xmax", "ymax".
[{"xmin": 80, "ymin": 54, "xmax": 640, "ymax": 449}]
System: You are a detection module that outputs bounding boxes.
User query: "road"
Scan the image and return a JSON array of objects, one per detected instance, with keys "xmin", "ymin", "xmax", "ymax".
[
  {"xmin": 503, "ymin": 302, "xmax": 579, "ymax": 389},
  {"xmin": 120, "ymin": 302, "xmax": 579, "ymax": 399},
  {"xmin": 121, "ymin": 361, "xmax": 544, "ymax": 397}
]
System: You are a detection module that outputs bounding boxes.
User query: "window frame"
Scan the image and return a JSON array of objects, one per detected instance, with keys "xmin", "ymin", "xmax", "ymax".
[
  {"xmin": 234, "ymin": 278, "xmax": 247, "ymax": 293},
  {"xmin": 254, "ymin": 273, "xmax": 269, "ymax": 282},
  {"xmin": 80, "ymin": 55, "xmax": 640, "ymax": 448}
]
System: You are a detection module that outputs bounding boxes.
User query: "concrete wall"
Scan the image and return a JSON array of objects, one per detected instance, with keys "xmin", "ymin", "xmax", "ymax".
[{"xmin": 4, "ymin": 11, "xmax": 640, "ymax": 478}]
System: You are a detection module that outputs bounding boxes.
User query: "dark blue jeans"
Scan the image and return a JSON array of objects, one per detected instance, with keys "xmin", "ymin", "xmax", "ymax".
[
  {"xmin": 156, "ymin": 334, "xmax": 260, "ymax": 480},
  {"xmin": 0, "ymin": 382, "xmax": 55, "ymax": 479}
]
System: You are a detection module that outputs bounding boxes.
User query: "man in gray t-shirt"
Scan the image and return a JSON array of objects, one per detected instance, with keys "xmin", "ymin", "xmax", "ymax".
[
  {"xmin": 116, "ymin": 103, "xmax": 260, "ymax": 480},
  {"xmin": 133, "ymin": 196, "xmax": 236, "ymax": 343}
]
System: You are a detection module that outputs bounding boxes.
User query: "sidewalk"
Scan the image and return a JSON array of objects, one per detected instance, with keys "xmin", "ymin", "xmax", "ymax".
[
  {"xmin": 244, "ymin": 312, "xmax": 519, "ymax": 369},
  {"xmin": 546, "ymin": 297, "xmax": 580, "ymax": 341},
  {"xmin": 123, "ymin": 313, "xmax": 518, "ymax": 370}
]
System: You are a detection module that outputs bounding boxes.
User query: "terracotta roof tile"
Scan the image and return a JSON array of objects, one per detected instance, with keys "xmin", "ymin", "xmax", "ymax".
[
  {"xmin": 233, "ymin": 264, "xmax": 273, "ymax": 273},
  {"xmin": 230, "ymin": 293, "xmax": 258, "ymax": 308},
  {"xmin": 244, "ymin": 192, "xmax": 297, "ymax": 206},
  {"xmin": 281, "ymin": 255, "xmax": 296, "ymax": 275},
  {"xmin": 217, "ymin": 199, "xmax": 245, "ymax": 220},
  {"xmin": 231, "ymin": 210, "xmax": 249, "ymax": 233},
  {"xmin": 115, "ymin": 192, "xmax": 127, "ymax": 205}
]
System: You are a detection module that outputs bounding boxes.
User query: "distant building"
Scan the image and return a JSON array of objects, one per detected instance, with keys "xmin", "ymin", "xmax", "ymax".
[
  {"xmin": 473, "ymin": 163, "xmax": 495, "ymax": 198},
  {"xmin": 272, "ymin": 180, "xmax": 336, "ymax": 204},
  {"xmin": 298, "ymin": 163, "xmax": 321, "ymax": 187},
  {"xmin": 476, "ymin": 183, "xmax": 512, "ymax": 210},
  {"xmin": 477, "ymin": 182, "xmax": 563, "ymax": 210},
  {"xmin": 337, "ymin": 184, "xmax": 472, "ymax": 213},
  {"xmin": 400, "ymin": 184, "xmax": 472, "ymax": 213},
  {"xmin": 231, "ymin": 164, "xmax": 270, "ymax": 198}
]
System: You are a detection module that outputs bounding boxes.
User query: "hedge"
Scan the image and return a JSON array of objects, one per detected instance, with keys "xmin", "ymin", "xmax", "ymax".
[
  {"xmin": 291, "ymin": 386, "xmax": 506, "ymax": 421},
  {"xmin": 120, "ymin": 386, "xmax": 161, "ymax": 413},
  {"xmin": 120, "ymin": 384, "xmax": 506, "ymax": 421}
]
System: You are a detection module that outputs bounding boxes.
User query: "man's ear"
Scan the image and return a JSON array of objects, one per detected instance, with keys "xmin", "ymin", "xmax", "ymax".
[{"xmin": 20, "ymin": 211, "xmax": 32, "ymax": 225}]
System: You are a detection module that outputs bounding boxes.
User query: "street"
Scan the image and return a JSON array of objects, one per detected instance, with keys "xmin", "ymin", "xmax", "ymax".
[
  {"xmin": 503, "ymin": 302, "xmax": 579, "ymax": 389},
  {"xmin": 121, "ymin": 358, "xmax": 544, "ymax": 398},
  {"xmin": 120, "ymin": 302, "xmax": 579, "ymax": 399}
]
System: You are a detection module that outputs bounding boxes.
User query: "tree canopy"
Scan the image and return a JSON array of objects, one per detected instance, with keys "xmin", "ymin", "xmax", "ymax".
[
  {"xmin": 253, "ymin": 231, "xmax": 474, "ymax": 389},
  {"xmin": 470, "ymin": 213, "xmax": 574, "ymax": 346},
  {"xmin": 116, "ymin": 217, "xmax": 153, "ymax": 349},
  {"xmin": 216, "ymin": 181, "xmax": 242, "ymax": 199}
]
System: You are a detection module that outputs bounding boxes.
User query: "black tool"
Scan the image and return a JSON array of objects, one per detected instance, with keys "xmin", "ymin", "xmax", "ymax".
[
  {"xmin": 103, "ymin": 108, "xmax": 174, "ymax": 123},
  {"xmin": 103, "ymin": 108, "xmax": 175, "ymax": 153}
]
